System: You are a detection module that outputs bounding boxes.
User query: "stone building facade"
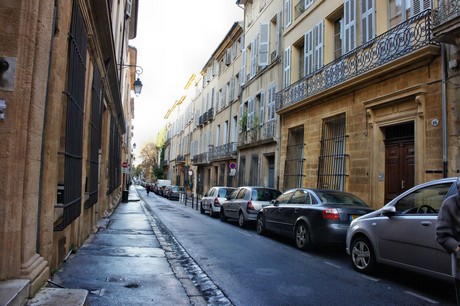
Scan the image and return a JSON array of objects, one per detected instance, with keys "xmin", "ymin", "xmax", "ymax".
[
  {"xmin": 163, "ymin": 0, "xmax": 459, "ymax": 211},
  {"xmin": 0, "ymin": 0, "xmax": 139, "ymax": 303}
]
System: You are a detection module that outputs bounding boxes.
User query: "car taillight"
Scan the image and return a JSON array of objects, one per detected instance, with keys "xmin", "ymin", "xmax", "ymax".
[
  {"xmin": 247, "ymin": 200, "xmax": 255, "ymax": 210},
  {"xmin": 214, "ymin": 197, "xmax": 221, "ymax": 207},
  {"xmin": 322, "ymin": 208, "xmax": 339, "ymax": 220}
]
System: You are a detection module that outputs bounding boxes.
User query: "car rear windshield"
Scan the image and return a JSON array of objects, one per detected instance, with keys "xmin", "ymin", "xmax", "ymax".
[
  {"xmin": 315, "ymin": 191, "xmax": 368, "ymax": 206},
  {"xmin": 218, "ymin": 188, "xmax": 234, "ymax": 198},
  {"xmin": 252, "ymin": 189, "xmax": 281, "ymax": 201}
]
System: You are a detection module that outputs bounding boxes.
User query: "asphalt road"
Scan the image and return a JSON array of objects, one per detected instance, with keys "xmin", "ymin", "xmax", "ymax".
[{"xmin": 141, "ymin": 187, "xmax": 456, "ymax": 306}]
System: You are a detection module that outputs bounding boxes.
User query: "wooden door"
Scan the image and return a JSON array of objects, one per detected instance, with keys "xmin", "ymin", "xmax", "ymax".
[{"xmin": 385, "ymin": 140, "xmax": 414, "ymax": 203}]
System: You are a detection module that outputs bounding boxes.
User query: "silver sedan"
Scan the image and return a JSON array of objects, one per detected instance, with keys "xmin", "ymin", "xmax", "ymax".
[{"xmin": 346, "ymin": 177, "xmax": 458, "ymax": 281}]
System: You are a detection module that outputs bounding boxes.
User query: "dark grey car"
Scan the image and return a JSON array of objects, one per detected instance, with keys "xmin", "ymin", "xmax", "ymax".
[
  {"xmin": 346, "ymin": 177, "xmax": 458, "ymax": 281},
  {"xmin": 257, "ymin": 188, "xmax": 373, "ymax": 250}
]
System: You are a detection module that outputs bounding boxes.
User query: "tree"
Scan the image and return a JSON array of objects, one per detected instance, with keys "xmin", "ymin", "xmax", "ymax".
[{"xmin": 139, "ymin": 142, "xmax": 158, "ymax": 181}]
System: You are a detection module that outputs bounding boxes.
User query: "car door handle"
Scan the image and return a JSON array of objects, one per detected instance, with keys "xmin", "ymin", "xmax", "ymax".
[
  {"xmin": 420, "ymin": 221, "xmax": 432, "ymax": 227},
  {"xmin": 294, "ymin": 209, "xmax": 298, "ymax": 214}
]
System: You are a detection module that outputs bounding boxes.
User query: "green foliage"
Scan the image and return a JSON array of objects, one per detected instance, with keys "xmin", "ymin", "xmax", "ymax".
[{"xmin": 239, "ymin": 110, "xmax": 248, "ymax": 131}]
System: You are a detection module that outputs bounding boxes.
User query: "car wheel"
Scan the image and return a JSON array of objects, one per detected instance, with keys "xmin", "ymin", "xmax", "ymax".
[
  {"xmin": 256, "ymin": 214, "xmax": 265, "ymax": 235},
  {"xmin": 350, "ymin": 237, "xmax": 376, "ymax": 273},
  {"xmin": 295, "ymin": 222, "xmax": 312, "ymax": 251},
  {"xmin": 200, "ymin": 203, "xmax": 205, "ymax": 214},
  {"xmin": 220, "ymin": 209, "xmax": 227, "ymax": 222},
  {"xmin": 238, "ymin": 212, "xmax": 246, "ymax": 228}
]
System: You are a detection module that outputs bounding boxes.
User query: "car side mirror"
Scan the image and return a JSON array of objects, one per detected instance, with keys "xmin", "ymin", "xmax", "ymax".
[{"xmin": 382, "ymin": 205, "xmax": 396, "ymax": 216}]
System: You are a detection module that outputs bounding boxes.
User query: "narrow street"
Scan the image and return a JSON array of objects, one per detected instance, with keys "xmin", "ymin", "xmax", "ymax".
[{"xmin": 140, "ymin": 186, "xmax": 457, "ymax": 306}]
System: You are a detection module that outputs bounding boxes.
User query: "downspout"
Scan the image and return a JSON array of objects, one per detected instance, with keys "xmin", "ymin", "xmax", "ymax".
[
  {"xmin": 37, "ymin": 0, "xmax": 58, "ymax": 253},
  {"xmin": 441, "ymin": 43, "xmax": 448, "ymax": 178}
]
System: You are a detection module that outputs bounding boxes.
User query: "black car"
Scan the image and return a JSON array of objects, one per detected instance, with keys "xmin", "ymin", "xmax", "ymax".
[{"xmin": 256, "ymin": 188, "xmax": 373, "ymax": 250}]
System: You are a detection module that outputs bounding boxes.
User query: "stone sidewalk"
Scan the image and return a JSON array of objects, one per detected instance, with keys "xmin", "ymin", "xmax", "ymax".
[{"xmin": 27, "ymin": 185, "xmax": 206, "ymax": 305}]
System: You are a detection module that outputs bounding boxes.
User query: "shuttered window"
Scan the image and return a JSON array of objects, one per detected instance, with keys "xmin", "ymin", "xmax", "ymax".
[
  {"xmin": 259, "ymin": 22, "xmax": 269, "ymax": 67},
  {"xmin": 343, "ymin": 0, "xmax": 356, "ymax": 53}
]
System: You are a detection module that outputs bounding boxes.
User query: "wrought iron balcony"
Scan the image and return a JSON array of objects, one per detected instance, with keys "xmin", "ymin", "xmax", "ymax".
[
  {"xmin": 209, "ymin": 142, "xmax": 237, "ymax": 161},
  {"xmin": 432, "ymin": 0, "xmax": 460, "ymax": 44},
  {"xmin": 191, "ymin": 152, "xmax": 209, "ymax": 165},
  {"xmin": 176, "ymin": 155, "xmax": 186, "ymax": 163},
  {"xmin": 276, "ymin": 10, "xmax": 437, "ymax": 112},
  {"xmin": 239, "ymin": 120, "xmax": 277, "ymax": 146}
]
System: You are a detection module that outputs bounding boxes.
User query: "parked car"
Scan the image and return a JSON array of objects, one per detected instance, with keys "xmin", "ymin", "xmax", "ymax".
[
  {"xmin": 256, "ymin": 188, "xmax": 373, "ymax": 250},
  {"xmin": 220, "ymin": 186, "xmax": 281, "ymax": 228},
  {"xmin": 346, "ymin": 177, "xmax": 458, "ymax": 281},
  {"xmin": 163, "ymin": 185, "xmax": 173, "ymax": 198},
  {"xmin": 201, "ymin": 187, "xmax": 236, "ymax": 217},
  {"xmin": 167, "ymin": 185, "xmax": 186, "ymax": 201}
]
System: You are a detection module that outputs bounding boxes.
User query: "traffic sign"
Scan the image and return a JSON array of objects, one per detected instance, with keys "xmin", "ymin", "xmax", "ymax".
[{"xmin": 122, "ymin": 162, "xmax": 128, "ymax": 168}]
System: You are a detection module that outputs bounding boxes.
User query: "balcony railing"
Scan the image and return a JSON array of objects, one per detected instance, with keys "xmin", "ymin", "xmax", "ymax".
[
  {"xmin": 276, "ymin": 10, "xmax": 437, "ymax": 112},
  {"xmin": 239, "ymin": 120, "xmax": 277, "ymax": 146},
  {"xmin": 433, "ymin": 0, "xmax": 460, "ymax": 26},
  {"xmin": 209, "ymin": 142, "xmax": 237, "ymax": 161},
  {"xmin": 192, "ymin": 152, "xmax": 208, "ymax": 165}
]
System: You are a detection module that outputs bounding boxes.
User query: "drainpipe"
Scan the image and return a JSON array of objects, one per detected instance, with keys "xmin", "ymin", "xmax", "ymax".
[
  {"xmin": 441, "ymin": 43, "xmax": 448, "ymax": 178},
  {"xmin": 37, "ymin": 0, "xmax": 59, "ymax": 253}
]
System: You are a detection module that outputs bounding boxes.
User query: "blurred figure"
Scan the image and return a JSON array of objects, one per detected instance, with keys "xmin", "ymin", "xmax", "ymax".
[{"xmin": 436, "ymin": 178, "xmax": 460, "ymax": 305}]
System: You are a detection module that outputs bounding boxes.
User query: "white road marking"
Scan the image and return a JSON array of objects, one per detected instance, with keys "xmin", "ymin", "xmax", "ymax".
[
  {"xmin": 404, "ymin": 291, "xmax": 439, "ymax": 304},
  {"xmin": 324, "ymin": 261, "xmax": 341, "ymax": 269},
  {"xmin": 237, "ymin": 230, "xmax": 252, "ymax": 237},
  {"xmin": 361, "ymin": 275, "xmax": 380, "ymax": 282}
]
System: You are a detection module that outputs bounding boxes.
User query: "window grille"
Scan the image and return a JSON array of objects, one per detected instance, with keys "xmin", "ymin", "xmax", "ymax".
[
  {"xmin": 55, "ymin": 0, "xmax": 87, "ymax": 231},
  {"xmin": 85, "ymin": 67, "xmax": 102, "ymax": 209},
  {"xmin": 283, "ymin": 127, "xmax": 304, "ymax": 190},
  {"xmin": 239, "ymin": 156, "xmax": 246, "ymax": 186},
  {"xmin": 317, "ymin": 113, "xmax": 347, "ymax": 190},
  {"xmin": 107, "ymin": 115, "xmax": 121, "ymax": 194},
  {"xmin": 249, "ymin": 155, "xmax": 259, "ymax": 186}
]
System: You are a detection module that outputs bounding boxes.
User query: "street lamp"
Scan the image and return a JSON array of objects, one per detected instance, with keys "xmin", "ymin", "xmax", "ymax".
[{"xmin": 118, "ymin": 64, "xmax": 144, "ymax": 96}]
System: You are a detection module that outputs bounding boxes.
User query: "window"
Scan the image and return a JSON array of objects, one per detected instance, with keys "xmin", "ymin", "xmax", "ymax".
[
  {"xmin": 249, "ymin": 155, "xmax": 259, "ymax": 186},
  {"xmin": 317, "ymin": 113, "xmax": 347, "ymax": 191},
  {"xmin": 290, "ymin": 189, "xmax": 313, "ymax": 204},
  {"xmin": 394, "ymin": 183, "xmax": 452, "ymax": 214},
  {"xmin": 276, "ymin": 189, "xmax": 295, "ymax": 204},
  {"xmin": 55, "ymin": 0, "xmax": 88, "ymax": 231},
  {"xmin": 361, "ymin": 0, "xmax": 375, "ymax": 44},
  {"xmin": 250, "ymin": 40, "xmax": 258, "ymax": 79},
  {"xmin": 343, "ymin": 0, "xmax": 356, "ymax": 54},
  {"xmin": 86, "ymin": 67, "xmax": 103, "ymax": 209},
  {"xmin": 284, "ymin": 126, "xmax": 305, "ymax": 190},
  {"xmin": 267, "ymin": 85, "xmax": 276, "ymax": 121},
  {"xmin": 270, "ymin": 13, "xmax": 281, "ymax": 62},
  {"xmin": 285, "ymin": 0, "xmax": 292, "ymax": 28},
  {"xmin": 240, "ymin": 48, "xmax": 247, "ymax": 85},
  {"xmin": 333, "ymin": 17, "xmax": 343, "ymax": 59},
  {"xmin": 259, "ymin": 22, "xmax": 269, "ymax": 67}
]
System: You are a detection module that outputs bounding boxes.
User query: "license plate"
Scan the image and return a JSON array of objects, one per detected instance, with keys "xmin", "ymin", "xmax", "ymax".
[{"xmin": 349, "ymin": 215, "xmax": 360, "ymax": 221}]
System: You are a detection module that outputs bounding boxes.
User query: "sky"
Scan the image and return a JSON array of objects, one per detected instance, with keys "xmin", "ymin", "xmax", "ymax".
[{"xmin": 131, "ymin": 1, "xmax": 243, "ymax": 160}]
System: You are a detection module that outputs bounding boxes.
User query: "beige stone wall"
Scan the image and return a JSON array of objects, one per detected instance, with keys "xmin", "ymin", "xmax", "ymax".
[{"xmin": 279, "ymin": 56, "xmax": 447, "ymax": 208}]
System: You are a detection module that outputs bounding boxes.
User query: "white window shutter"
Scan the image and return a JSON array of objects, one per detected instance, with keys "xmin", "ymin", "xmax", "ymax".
[
  {"xmin": 285, "ymin": 0, "xmax": 292, "ymax": 28},
  {"xmin": 239, "ymin": 103, "xmax": 244, "ymax": 133},
  {"xmin": 250, "ymin": 40, "xmax": 257, "ymax": 78},
  {"xmin": 230, "ymin": 77, "xmax": 235, "ymax": 101},
  {"xmin": 126, "ymin": 0, "xmax": 132, "ymax": 17},
  {"xmin": 248, "ymin": 98, "xmax": 254, "ymax": 130},
  {"xmin": 240, "ymin": 49, "xmax": 247, "ymax": 85},
  {"xmin": 284, "ymin": 47, "xmax": 291, "ymax": 88},
  {"xmin": 259, "ymin": 92, "xmax": 265, "ymax": 125},
  {"xmin": 343, "ymin": 0, "xmax": 356, "ymax": 54},
  {"xmin": 361, "ymin": 0, "xmax": 375, "ymax": 44},
  {"xmin": 304, "ymin": 30, "xmax": 313, "ymax": 76},
  {"xmin": 259, "ymin": 22, "xmax": 270, "ymax": 67},
  {"xmin": 411, "ymin": 0, "xmax": 432, "ymax": 16},
  {"xmin": 275, "ymin": 12, "xmax": 281, "ymax": 59},
  {"xmin": 314, "ymin": 20, "xmax": 324, "ymax": 70}
]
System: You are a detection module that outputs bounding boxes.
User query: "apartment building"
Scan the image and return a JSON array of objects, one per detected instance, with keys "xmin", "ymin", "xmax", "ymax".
[
  {"xmin": 164, "ymin": 74, "xmax": 198, "ymax": 189},
  {"xmin": 0, "ymin": 0, "xmax": 139, "ymax": 302},
  {"xmin": 188, "ymin": 22, "xmax": 244, "ymax": 195},
  {"xmin": 277, "ymin": 0, "xmax": 460, "ymax": 207},
  {"xmin": 237, "ymin": 0, "xmax": 283, "ymax": 189}
]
